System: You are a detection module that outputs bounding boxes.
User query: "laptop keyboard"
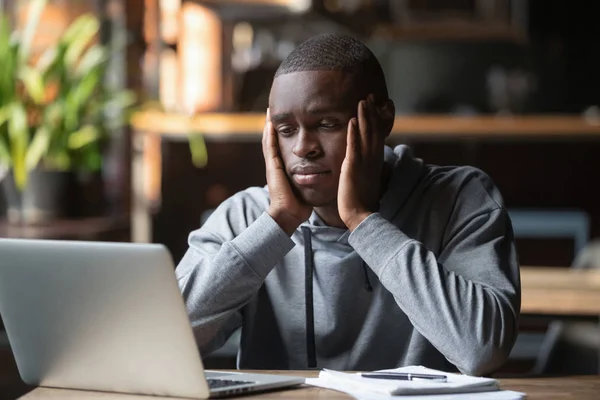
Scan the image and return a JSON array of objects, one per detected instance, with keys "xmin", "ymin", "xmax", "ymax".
[{"xmin": 206, "ymin": 378, "xmax": 256, "ymax": 389}]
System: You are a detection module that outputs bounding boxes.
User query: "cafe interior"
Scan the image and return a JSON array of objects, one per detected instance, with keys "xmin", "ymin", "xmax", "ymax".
[{"xmin": 1, "ymin": 0, "xmax": 600, "ymax": 398}]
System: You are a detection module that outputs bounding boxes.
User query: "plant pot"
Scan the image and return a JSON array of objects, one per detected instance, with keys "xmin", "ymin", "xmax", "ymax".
[
  {"xmin": 70, "ymin": 171, "xmax": 107, "ymax": 218},
  {"xmin": 2, "ymin": 169, "xmax": 72, "ymax": 224}
]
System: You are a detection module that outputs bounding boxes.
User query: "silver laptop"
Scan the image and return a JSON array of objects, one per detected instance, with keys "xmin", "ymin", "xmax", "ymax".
[{"xmin": 0, "ymin": 238, "xmax": 305, "ymax": 398}]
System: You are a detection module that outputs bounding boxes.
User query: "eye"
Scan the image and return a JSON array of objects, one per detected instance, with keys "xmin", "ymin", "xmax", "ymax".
[
  {"xmin": 277, "ymin": 126, "xmax": 296, "ymax": 137},
  {"xmin": 320, "ymin": 121, "xmax": 341, "ymax": 131}
]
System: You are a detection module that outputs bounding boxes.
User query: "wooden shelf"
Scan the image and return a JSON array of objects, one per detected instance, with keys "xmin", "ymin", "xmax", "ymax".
[
  {"xmin": 199, "ymin": 0, "xmax": 309, "ymax": 19},
  {"xmin": 201, "ymin": 0, "xmax": 299, "ymax": 5},
  {"xmin": 131, "ymin": 111, "xmax": 600, "ymax": 140},
  {"xmin": 374, "ymin": 23, "xmax": 526, "ymax": 43}
]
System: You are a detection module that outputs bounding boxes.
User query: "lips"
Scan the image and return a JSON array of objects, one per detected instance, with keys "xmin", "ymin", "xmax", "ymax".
[{"xmin": 291, "ymin": 165, "xmax": 331, "ymax": 186}]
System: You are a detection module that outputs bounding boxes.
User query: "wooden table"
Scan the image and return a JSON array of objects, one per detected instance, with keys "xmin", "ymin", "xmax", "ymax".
[
  {"xmin": 520, "ymin": 266, "xmax": 600, "ymax": 315},
  {"xmin": 519, "ymin": 266, "xmax": 600, "ymax": 375},
  {"xmin": 15, "ymin": 371, "xmax": 600, "ymax": 399}
]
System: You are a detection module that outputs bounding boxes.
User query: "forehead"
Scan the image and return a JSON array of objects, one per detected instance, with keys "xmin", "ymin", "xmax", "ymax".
[{"xmin": 269, "ymin": 70, "xmax": 358, "ymax": 112}]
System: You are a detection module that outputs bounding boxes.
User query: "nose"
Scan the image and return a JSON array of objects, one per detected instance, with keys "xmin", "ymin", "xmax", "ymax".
[{"xmin": 292, "ymin": 128, "xmax": 322, "ymax": 159}]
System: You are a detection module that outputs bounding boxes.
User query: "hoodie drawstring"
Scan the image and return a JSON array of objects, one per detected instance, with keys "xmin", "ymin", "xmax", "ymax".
[
  {"xmin": 301, "ymin": 227, "xmax": 374, "ymax": 369},
  {"xmin": 301, "ymin": 226, "xmax": 317, "ymax": 368}
]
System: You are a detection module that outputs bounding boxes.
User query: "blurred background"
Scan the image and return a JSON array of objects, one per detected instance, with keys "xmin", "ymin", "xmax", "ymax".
[{"xmin": 1, "ymin": 0, "xmax": 600, "ymax": 392}]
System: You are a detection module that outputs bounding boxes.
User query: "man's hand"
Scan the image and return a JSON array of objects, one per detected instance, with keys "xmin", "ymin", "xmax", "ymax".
[
  {"xmin": 338, "ymin": 95, "xmax": 385, "ymax": 231},
  {"xmin": 263, "ymin": 109, "xmax": 312, "ymax": 235}
]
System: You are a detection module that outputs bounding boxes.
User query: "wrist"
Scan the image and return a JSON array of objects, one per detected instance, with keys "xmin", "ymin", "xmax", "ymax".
[
  {"xmin": 344, "ymin": 211, "xmax": 372, "ymax": 232},
  {"xmin": 268, "ymin": 208, "xmax": 303, "ymax": 236}
]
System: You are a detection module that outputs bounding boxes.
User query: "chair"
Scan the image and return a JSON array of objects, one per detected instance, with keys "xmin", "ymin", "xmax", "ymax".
[
  {"xmin": 537, "ymin": 239, "xmax": 600, "ymax": 375},
  {"xmin": 508, "ymin": 208, "xmax": 590, "ymax": 256},
  {"xmin": 507, "ymin": 208, "xmax": 594, "ymax": 375}
]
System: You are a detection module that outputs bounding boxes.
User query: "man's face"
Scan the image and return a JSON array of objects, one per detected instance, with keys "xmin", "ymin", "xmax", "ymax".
[{"xmin": 269, "ymin": 70, "xmax": 361, "ymax": 207}]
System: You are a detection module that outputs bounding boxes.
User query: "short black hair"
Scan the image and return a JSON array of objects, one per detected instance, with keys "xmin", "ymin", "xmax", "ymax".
[{"xmin": 274, "ymin": 33, "xmax": 389, "ymax": 99}]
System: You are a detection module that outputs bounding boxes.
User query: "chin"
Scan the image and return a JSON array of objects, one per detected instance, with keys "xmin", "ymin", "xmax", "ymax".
[{"xmin": 298, "ymin": 188, "xmax": 336, "ymax": 208}]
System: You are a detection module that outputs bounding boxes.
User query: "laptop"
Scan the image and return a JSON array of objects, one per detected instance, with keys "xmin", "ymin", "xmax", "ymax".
[{"xmin": 0, "ymin": 238, "xmax": 305, "ymax": 398}]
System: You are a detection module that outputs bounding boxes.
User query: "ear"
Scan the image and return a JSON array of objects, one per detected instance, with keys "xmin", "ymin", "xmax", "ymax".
[{"xmin": 378, "ymin": 99, "xmax": 395, "ymax": 138}]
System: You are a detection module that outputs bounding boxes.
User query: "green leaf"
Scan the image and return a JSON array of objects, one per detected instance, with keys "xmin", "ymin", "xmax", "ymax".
[
  {"xmin": 78, "ymin": 143, "xmax": 102, "ymax": 172},
  {"xmin": 25, "ymin": 126, "xmax": 50, "ymax": 169},
  {"xmin": 0, "ymin": 105, "xmax": 10, "ymax": 127},
  {"xmin": 68, "ymin": 125, "xmax": 100, "ymax": 150},
  {"xmin": 18, "ymin": 0, "xmax": 47, "ymax": 64},
  {"xmin": 64, "ymin": 70, "xmax": 101, "ymax": 131},
  {"xmin": 189, "ymin": 133, "xmax": 208, "ymax": 168},
  {"xmin": 105, "ymin": 90, "xmax": 137, "ymax": 110},
  {"xmin": 35, "ymin": 46, "xmax": 57, "ymax": 74},
  {"xmin": 45, "ymin": 151, "xmax": 71, "ymax": 171},
  {"xmin": 0, "ymin": 135, "xmax": 10, "ymax": 165},
  {"xmin": 0, "ymin": 40, "xmax": 18, "ymax": 103},
  {"xmin": 76, "ymin": 45, "xmax": 107, "ymax": 77},
  {"xmin": 36, "ymin": 42, "xmax": 68, "ymax": 81},
  {"xmin": 0, "ymin": 16, "xmax": 11, "ymax": 58},
  {"xmin": 8, "ymin": 103, "xmax": 30, "ymax": 189},
  {"xmin": 62, "ymin": 14, "xmax": 100, "ymax": 70},
  {"xmin": 18, "ymin": 66, "xmax": 45, "ymax": 104},
  {"xmin": 42, "ymin": 101, "xmax": 64, "ymax": 129}
]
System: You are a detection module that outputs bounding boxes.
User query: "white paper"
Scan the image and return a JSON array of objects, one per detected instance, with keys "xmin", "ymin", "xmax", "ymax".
[
  {"xmin": 305, "ymin": 377, "xmax": 525, "ymax": 400},
  {"xmin": 304, "ymin": 366, "xmax": 525, "ymax": 399}
]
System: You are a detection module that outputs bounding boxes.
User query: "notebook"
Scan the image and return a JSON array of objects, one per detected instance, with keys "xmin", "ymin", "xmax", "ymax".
[{"xmin": 305, "ymin": 366, "xmax": 525, "ymax": 399}]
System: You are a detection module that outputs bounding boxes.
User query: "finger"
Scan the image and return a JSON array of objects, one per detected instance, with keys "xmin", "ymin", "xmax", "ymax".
[
  {"xmin": 369, "ymin": 96, "xmax": 387, "ymax": 160},
  {"xmin": 262, "ymin": 109, "xmax": 277, "ymax": 162},
  {"xmin": 367, "ymin": 95, "xmax": 379, "ymax": 135},
  {"xmin": 266, "ymin": 119, "xmax": 286, "ymax": 172},
  {"xmin": 357, "ymin": 100, "xmax": 368, "ymax": 157},
  {"xmin": 262, "ymin": 109, "xmax": 270, "ymax": 158},
  {"xmin": 345, "ymin": 118, "xmax": 358, "ymax": 163},
  {"xmin": 367, "ymin": 94, "xmax": 382, "ymax": 151},
  {"xmin": 266, "ymin": 120, "xmax": 276, "ymax": 160}
]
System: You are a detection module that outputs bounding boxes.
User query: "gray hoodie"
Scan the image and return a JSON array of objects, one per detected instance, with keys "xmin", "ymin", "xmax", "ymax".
[{"xmin": 175, "ymin": 145, "xmax": 521, "ymax": 376}]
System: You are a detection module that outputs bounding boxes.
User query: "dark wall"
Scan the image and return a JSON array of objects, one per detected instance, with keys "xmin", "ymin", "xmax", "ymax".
[
  {"xmin": 155, "ymin": 141, "xmax": 267, "ymax": 262},
  {"xmin": 528, "ymin": 0, "xmax": 600, "ymax": 112},
  {"xmin": 375, "ymin": 40, "xmax": 530, "ymax": 114}
]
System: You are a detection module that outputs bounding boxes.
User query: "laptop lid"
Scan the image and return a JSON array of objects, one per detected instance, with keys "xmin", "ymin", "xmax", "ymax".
[{"xmin": 0, "ymin": 239, "xmax": 210, "ymax": 398}]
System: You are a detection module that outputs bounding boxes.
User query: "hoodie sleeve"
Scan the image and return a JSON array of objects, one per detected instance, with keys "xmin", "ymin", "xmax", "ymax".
[
  {"xmin": 348, "ymin": 177, "xmax": 520, "ymax": 377},
  {"xmin": 175, "ymin": 190, "xmax": 295, "ymax": 354}
]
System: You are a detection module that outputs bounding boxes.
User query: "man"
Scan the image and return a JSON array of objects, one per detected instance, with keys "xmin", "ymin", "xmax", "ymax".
[{"xmin": 176, "ymin": 33, "xmax": 520, "ymax": 376}]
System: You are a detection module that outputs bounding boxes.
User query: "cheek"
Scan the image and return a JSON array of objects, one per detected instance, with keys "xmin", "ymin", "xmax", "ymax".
[
  {"xmin": 277, "ymin": 140, "xmax": 294, "ymax": 168},
  {"xmin": 325, "ymin": 137, "xmax": 348, "ymax": 173}
]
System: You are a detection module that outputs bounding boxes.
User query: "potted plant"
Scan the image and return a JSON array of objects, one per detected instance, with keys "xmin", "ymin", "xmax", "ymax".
[{"xmin": 0, "ymin": 0, "xmax": 136, "ymax": 224}]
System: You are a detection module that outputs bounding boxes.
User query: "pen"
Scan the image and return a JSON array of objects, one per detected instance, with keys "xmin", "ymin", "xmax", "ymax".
[{"xmin": 360, "ymin": 372, "xmax": 448, "ymax": 382}]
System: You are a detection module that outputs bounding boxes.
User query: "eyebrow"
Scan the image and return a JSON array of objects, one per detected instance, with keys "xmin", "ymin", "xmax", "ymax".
[
  {"xmin": 306, "ymin": 107, "xmax": 347, "ymax": 116},
  {"xmin": 271, "ymin": 113, "xmax": 291, "ymax": 123},
  {"xmin": 271, "ymin": 107, "xmax": 348, "ymax": 123}
]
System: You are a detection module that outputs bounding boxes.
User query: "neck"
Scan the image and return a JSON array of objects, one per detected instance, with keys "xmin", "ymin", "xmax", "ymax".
[{"xmin": 313, "ymin": 205, "xmax": 346, "ymax": 229}]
